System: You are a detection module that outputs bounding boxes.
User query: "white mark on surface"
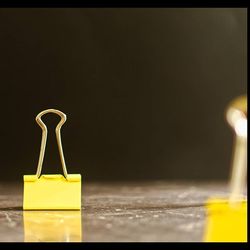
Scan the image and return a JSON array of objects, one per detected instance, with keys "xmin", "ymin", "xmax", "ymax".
[
  {"xmin": 105, "ymin": 223, "xmax": 112, "ymax": 229},
  {"xmin": 178, "ymin": 192, "xmax": 189, "ymax": 199},
  {"xmin": 135, "ymin": 215, "xmax": 143, "ymax": 218},
  {"xmin": 179, "ymin": 223, "xmax": 196, "ymax": 232},
  {"xmin": 4, "ymin": 212, "xmax": 16, "ymax": 228},
  {"xmin": 166, "ymin": 211, "xmax": 199, "ymax": 218}
]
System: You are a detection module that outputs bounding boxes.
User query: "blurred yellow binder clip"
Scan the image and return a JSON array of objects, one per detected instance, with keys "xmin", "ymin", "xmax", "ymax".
[
  {"xmin": 204, "ymin": 95, "xmax": 247, "ymax": 242},
  {"xmin": 23, "ymin": 109, "xmax": 81, "ymax": 210}
]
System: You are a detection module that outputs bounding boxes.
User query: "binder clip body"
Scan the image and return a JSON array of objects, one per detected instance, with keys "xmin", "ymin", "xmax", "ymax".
[
  {"xmin": 204, "ymin": 96, "xmax": 247, "ymax": 242},
  {"xmin": 23, "ymin": 109, "xmax": 81, "ymax": 210},
  {"xmin": 204, "ymin": 199, "xmax": 247, "ymax": 242}
]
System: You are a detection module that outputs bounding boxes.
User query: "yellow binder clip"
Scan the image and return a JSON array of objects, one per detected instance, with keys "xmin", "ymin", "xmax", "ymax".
[
  {"xmin": 204, "ymin": 96, "xmax": 247, "ymax": 242},
  {"xmin": 23, "ymin": 109, "xmax": 81, "ymax": 210}
]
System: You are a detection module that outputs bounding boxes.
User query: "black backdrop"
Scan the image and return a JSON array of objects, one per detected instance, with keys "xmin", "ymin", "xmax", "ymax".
[{"xmin": 0, "ymin": 8, "xmax": 246, "ymax": 181}]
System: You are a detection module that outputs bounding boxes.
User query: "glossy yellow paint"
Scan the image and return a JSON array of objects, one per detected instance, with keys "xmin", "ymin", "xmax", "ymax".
[
  {"xmin": 204, "ymin": 198, "xmax": 247, "ymax": 242},
  {"xmin": 23, "ymin": 174, "xmax": 81, "ymax": 210}
]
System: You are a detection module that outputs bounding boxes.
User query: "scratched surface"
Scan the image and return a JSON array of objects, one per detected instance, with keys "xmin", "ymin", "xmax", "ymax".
[{"xmin": 0, "ymin": 182, "xmax": 230, "ymax": 242}]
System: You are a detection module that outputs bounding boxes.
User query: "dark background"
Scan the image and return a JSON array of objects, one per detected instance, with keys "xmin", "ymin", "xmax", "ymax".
[{"xmin": 0, "ymin": 8, "xmax": 247, "ymax": 181}]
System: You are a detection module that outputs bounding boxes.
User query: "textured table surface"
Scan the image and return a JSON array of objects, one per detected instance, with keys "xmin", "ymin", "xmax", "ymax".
[{"xmin": 0, "ymin": 181, "xmax": 231, "ymax": 242}]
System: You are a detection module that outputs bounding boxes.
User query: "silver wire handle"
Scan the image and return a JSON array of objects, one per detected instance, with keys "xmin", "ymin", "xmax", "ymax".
[
  {"xmin": 226, "ymin": 96, "xmax": 247, "ymax": 204},
  {"xmin": 35, "ymin": 109, "xmax": 68, "ymax": 179}
]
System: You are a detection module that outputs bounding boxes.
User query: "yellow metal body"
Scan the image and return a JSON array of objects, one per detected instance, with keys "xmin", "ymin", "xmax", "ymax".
[
  {"xmin": 204, "ymin": 198, "xmax": 247, "ymax": 242},
  {"xmin": 23, "ymin": 210, "xmax": 82, "ymax": 241},
  {"xmin": 23, "ymin": 174, "xmax": 81, "ymax": 210}
]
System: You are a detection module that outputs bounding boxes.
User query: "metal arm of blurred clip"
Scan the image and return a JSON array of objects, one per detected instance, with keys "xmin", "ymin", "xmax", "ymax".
[{"xmin": 226, "ymin": 95, "xmax": 247, "ymax": 203}]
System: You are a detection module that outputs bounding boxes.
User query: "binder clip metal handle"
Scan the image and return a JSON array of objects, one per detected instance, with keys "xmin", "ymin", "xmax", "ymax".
[
  {"xmin": 226, "ymin": 96, "xmax": 247, "ymax": 204},
  {"xmin": 35, "ymin": 109, "xmax": 68, "ymax": 179}
]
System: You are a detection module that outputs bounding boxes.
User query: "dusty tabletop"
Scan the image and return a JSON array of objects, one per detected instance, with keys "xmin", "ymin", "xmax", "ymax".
[{"xmin": 0, "ymin": 181, "xmax": 230, "ymax": 242}]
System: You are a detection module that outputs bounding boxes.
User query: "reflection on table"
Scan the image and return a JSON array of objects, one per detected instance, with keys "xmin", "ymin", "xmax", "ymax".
[{"xmin": 23, "ymin": 211, "xmax": 82, "ymax": 242}]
